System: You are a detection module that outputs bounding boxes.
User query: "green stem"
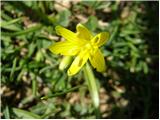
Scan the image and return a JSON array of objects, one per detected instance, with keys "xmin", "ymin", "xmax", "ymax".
[
  {"xmin": 83, "ymin": 62, "xmax": 101, "ymax": 118},
  {"xmin": 95, "ymin": 107, "xmax": 101, "ymax": 119},
  {"xmin": 41, "ymin": 85, "xmax": 85, "ymax": 100}
]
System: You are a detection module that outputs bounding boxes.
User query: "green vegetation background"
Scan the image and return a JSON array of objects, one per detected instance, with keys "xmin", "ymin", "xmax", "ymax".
[{"xmin": 1, "ymin": 1, "xmax": 159, "ymax": 119}]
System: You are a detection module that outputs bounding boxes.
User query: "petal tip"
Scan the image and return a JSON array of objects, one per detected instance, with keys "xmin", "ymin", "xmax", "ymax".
[
  {"xmin": 76, "ymin": 23, "xmax": 87, "ymax": 30},
  {"xmin": 97, "ymin": 64, "xmax": 106, "ymax": 72},
  {"xmin": 77, "ymin": 23, "xmax": 83, "ymax": 27},
  {"xmin": 67, "ymin": 69, "xmax": 74, "ymax": 76},
  {"xmin": 104, "ymin": 32, "xmax": 110, "ymax": 39}
]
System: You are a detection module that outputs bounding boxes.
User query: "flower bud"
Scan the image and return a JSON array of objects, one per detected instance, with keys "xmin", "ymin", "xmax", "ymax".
[{"xmin": 59, "ymin": 56, "xmax": 72, "ymax": 70}]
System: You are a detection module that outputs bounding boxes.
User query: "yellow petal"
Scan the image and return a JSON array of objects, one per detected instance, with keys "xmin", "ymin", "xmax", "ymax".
[
  {"xmin": 76, "ymin": 23, "xmax": 93, "ymax": 40},
  {"xmin": 91, "ymin": 32, "xmax": 109, "ymax": 47},
  {"xmin": 89, "ymin": 48, "xmax": 106, "ymax": 72},
  {"xmin": 67, "ymin": 49, "xmax": 89, "ymax": 76},
  {"xmin": 55, "ymin": 25, "xmax": 87, "ymax": 45},
  {"xmin": 49, "ymin": 41, "xmax": 80, "ymax": 56}
]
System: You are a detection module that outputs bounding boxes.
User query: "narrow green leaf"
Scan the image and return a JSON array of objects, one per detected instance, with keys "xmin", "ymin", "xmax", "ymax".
[
  {"xmin": 95, "ymin": 2, "xmax": 111, "ymax": 10},
  {"xmin": 12, "ymin": 108, "xmax": 41, "ymax": 119},
  {"xmin": 1, "ymin": 24, "xmax": 22, "ymax": 31},
  {"xmin": 28, "ymin": 42, "xmax": 36, "ymax": 57},
  {"xmin": 39, "ymin": 64, "xmax": 58, "ymax": 74},
  {"xmin": 32, "ymin": 79, "xmax": 37, "ymax": 97},
  {"xmin": 128, "ymin": 42, "xmax": 138, "ymax": 52},
  {"xmin": 35, "ymin": 51, "xmax": 43, "ymax": 62},
  {"xmin": 3, "ymin": 106, "xmax": 10, "ymax": 119},
  {"xmin": 142, "ymin": 62, "xmax": 148, "ymax": 74},
  {"xmin": 1, "ymin": 11, "xmax": 12, "ymax": 21},
  {"xmin": 1, "ymin": 24, "xmax": 42, "ymax": 36},
  {"xmin": 41, "ymin": 85, "xmax": 85, "ymax": 100},
  {"xmin": 17, "ymin": 69, "xmax": 26, "ymax": 81},
  {"xmin": 54, "ymin": 73, "xmax": 67, "ymax": 91},
  {"xmin": 106, "ymin": 23, "xmax": 119, "ymax": 47},
  {"xmin": 0, "ymin": 17, "xmax": 22, "ymax": 27},
  {"xmin": 7, "ymin": 1, "xmax": 54, "ymax": 25},
  {"xmin": 10, "ymin": 58, "xmax": 17, "ymax": 81}
]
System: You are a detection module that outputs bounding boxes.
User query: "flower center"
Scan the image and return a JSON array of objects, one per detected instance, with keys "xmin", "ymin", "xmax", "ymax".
[
  {"xmin": 85, "ymin": 43, "xmax": 92, "ymax": 49},
  {"xmin": 83, "ymin": 43, "xmax": 98, "ymax": 55}
]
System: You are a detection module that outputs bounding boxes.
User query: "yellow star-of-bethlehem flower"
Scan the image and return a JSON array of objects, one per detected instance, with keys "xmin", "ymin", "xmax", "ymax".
[{"xmin": 49, "ymin": 23, "xmax": 109, "ymax": 76}]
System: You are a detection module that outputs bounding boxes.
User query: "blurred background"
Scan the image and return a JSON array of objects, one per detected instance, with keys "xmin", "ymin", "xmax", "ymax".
[{"xmin": 1, "ymin": 1, "xmax": 159, "ymax": 119}]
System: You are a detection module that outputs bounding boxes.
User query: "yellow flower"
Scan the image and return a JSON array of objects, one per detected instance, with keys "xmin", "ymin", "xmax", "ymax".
[{"xmin": 49, "ymin": 23, "xmax": 109, "ymax": 76}]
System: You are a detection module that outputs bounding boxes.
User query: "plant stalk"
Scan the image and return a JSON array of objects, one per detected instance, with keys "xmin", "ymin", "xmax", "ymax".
[{"xmin": 83, "ymin": 62, "xmax": 101, "ymax": 118}]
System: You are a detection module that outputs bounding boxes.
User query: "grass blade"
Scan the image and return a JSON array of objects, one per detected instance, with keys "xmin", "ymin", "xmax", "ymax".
[
  {"xmin": 0, "ymin": 17, "xmax": 22, "ymax": 27},
  {"xmin": 10, "ymin": 58, "xmax": 17, "ymax": 82},
  {"xmin": 12, "ymin": 108, "xmax": 41, "ymax": 119},
  {"xmin": 3, "ymin": 106, "xmax": 10, "ymax": 119},
  {"xmin": 41, "ymin": 85, "xmax": 85, "ymax": 100},
  {"xmin": 1, "ymin": 24, "xmax": 42, "ymax": 36}
]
